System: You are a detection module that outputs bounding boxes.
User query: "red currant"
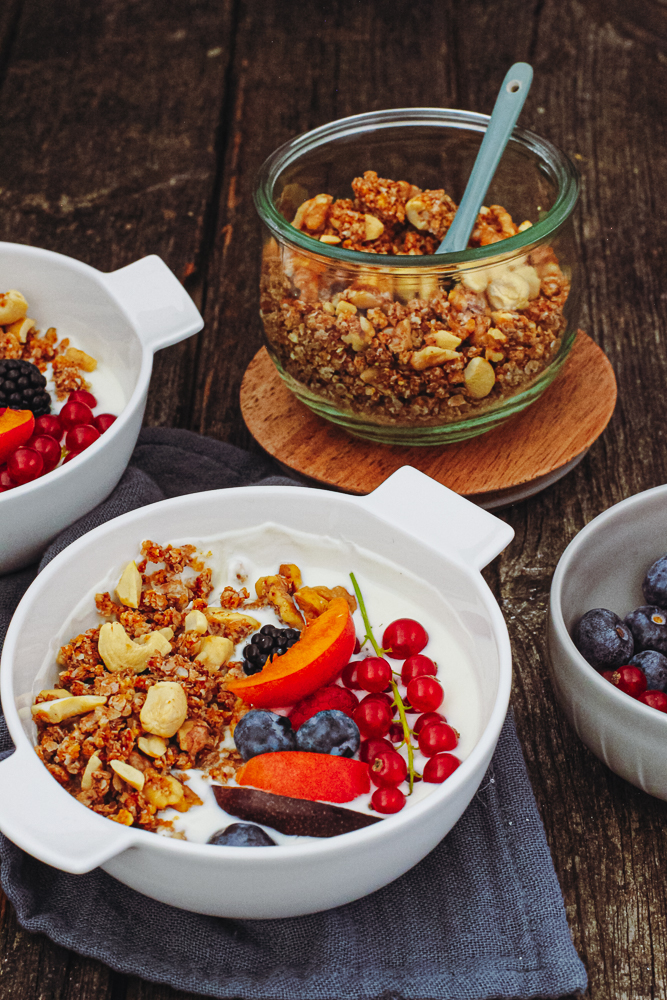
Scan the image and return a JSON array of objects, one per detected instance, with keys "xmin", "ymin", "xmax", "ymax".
[
  {"xmin": 359, "ymin": 737, "xmax": 393, "ymax": 764},
  {"xmin": 418, "ymin": 721, "xmax": 458, "ymax": 756},
  {"xmin": 382, "ymin": 618, "xmax": 428, "ymax": 659},
  {"xmin": 35, "ymin": 414, "xmax": 64, "ymax": 441},
  {"xmin": 63, "ymin": 450, "xmax": 82, "ymax": 464},
  {"xmin": 371, "ymin": 786, "xmax": 406, "ymax": 814},
  {"xmin": 370, "ymin": 749, "xmax": 408, "ymax": 788},
  {"xmin": 413, "ymin": 711, "xmax": 447, "ymax": 735},
  {"xmin": 423, "ymin": 753, "xmax": 461, "ymax": 783},
  {"xmin": 359, "ymin": 691, "xmax": 395, "ymax": 713},
  {"xmin": 353, "ymin": 637, "xmax": 361, "ymax": 654},
  {"xmin": 59, "ymin": 400, "xmax": 94, "ymax": 429},
  {"xmin": 610, "ymin": 665, "xmax": 646, "ymax": 698},
  {"xmin": 94, "ymin": 413, "xmax": 117, "ymax": 434},
  {"xmin": 401, "ymin": 654, "xmax": 437, "ymax": 685},
  {"xmin": 406, "ymin": 675, "xmax": 444, "ymax": 714},
  {"xmin": 68, "ymin": 389, "xmax": 97, "ymax": 409},
  {"xmin": 352, "ymin": 699, "xmax": 393, "ymax": 738},
  {"xmin": 637, "ymin": 690, "xmax": 667, "ymax": 712},
  {"xmin": 388, "ymin": 722, "xmax": 404, "ymax": 743},
  {"xmin": 356, "ymin": 657, "xmax": 392, "ymax": 693},
  {"xmin": 65, "ymin": 424, "xmax": 100, "ymax": 452},
  {"xmin": 7, "ymin": 447, "xmax": 43, "ymax": 484},
  {"xmin": 26, "ymin": 434, "xmax": 61, "ymax": 472},
  {"xmin": 0, "ymin": 468, "xmax": 17, "ymax": 490},
  {"xmin": 341, "ymin": 662, "xmax": 361, "ymax": 689},
  {"xmin": 601, "ymin": 670, "xmax": 616, "ymax": 682}
]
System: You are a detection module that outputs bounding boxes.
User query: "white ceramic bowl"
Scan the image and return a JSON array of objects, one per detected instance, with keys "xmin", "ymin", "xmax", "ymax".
[
  {"xmin": 0, "ymin": 467, "xmax": 513, "ymax": 917},
  {"xmin": 549, "ymin": 484, "xmax": 667, "ymax": 799},
  {"xmin": 0, "ymin": 243, "xmax": 203, "ymax": 573}
]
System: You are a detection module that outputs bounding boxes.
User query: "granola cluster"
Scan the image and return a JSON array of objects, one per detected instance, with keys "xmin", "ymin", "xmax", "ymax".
[
  {"xmin": 0, "ymin": 289, "xmax": 97, "ymax": 399},
  {"xmin": 32, "ymin": 544, "xmax": 355, "ymax": 835},
  {"xmin": 260, "ymin": 171, "xmax": 570, "ymax": 426}
]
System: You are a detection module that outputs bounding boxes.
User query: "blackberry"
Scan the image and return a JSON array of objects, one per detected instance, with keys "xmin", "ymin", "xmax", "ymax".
[
  {"xmin": 0, "ymin": 359, "xmax": 51, "ymax": 417},
  {"xmin": 242, "ymin": 625, "xmax": 301, "ymax": 675}
]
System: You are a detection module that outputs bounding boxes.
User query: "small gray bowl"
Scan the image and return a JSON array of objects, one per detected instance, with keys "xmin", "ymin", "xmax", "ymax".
[{"xmin": 548, "ymin": 484, "xmax": 667, "ymax": 799}]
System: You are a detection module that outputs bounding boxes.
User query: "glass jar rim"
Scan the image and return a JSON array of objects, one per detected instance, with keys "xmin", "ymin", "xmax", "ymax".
[{"xmin": 254, "ymin": 107, "xmax": 580, "ymax": 268}]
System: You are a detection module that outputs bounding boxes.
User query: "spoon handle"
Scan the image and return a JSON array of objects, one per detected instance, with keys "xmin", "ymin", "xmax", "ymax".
[{"xmin": 437, "ymin": 62, "xmax": 533, "ymax": 253}]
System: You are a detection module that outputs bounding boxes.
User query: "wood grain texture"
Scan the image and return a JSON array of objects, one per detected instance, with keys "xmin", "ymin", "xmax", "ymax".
[
  {"xmin": 240, "ymin": 333, "xmax": 617, "ymax": 497},
  {"xmin": 1, "ymin": 0, "xmax": 667, "ymax": 998}
]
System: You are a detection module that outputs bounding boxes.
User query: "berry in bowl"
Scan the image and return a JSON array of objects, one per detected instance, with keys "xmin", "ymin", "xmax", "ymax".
[
  {"xmin": 0, "ymin": 468, "xmax": 513, "ymax": 917},
  {"xmin": 0, "ymin": 244, "xmax": 203, "ymax": 573},
  {"xmin": 549, "ymin": 484, "xmax": 667, "ymax": 798}
]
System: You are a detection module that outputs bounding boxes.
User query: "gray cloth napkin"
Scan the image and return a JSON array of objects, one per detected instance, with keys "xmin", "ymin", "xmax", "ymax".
[{"xmin": 0, "ymin": 427, "xmax": 587, "ymax": 1000}]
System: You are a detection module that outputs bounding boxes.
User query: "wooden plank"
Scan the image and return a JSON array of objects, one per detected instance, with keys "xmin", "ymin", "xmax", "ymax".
[{"xmin": 3, "ymin": 0, "xmax": 667, "ymax": 997}]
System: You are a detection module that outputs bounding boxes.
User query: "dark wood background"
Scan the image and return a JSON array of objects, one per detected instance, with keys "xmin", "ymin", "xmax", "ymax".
[{"xmin": 1, "ymin": 1, "xmax": 666, "ymax": 997}]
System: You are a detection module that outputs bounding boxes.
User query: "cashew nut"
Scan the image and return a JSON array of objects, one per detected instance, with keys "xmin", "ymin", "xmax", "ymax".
[
  {"xmin": 184, "ymin": 609, "xmax": 209, "ymax": 634},
  {"xmin": 140, "ymin": 682, "xmax": 188, "ymax": 738},
  {"xmin": 81, "ymin": 753, "xmax": 103, "ymax": 790},
  {"xmin": 0, "ymin": 289, "xmax": 28, "ymax": 325},
  {"xmin": 195, "ymin": 635, "xmax": 233, "ymax": 671},
  {"xmin": 5, "ymin": 316, "xmax": 35, "ymax": 343},
  {"xmin": 363, "ymin": 214, "xmax": 384, "ymax": 241},
  {"xmin": 137, "ymin": 735, "xmax": 167, "ymax": 757},
  {"xmin": 32, "ymin": 695, "xmax": 107, "ymax": 724},
  {"xmin": 464, "ymin": 356, "xmax": 496, "ymax": 399},
  {"xmin": 110, "ymin": 759, "xmax": 145, "ymax": 791},
  {"xmin": 116, "ymin": 561, "xmax": 143, "ymax": 608},
  {"xmin": 98, "ymin": 622, "xmax": 172, "ymax": 673}
]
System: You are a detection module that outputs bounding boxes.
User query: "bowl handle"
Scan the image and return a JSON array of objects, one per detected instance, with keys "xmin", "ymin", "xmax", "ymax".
[
  {"xmin": 100, "ymin": 255, "xmax": 203, "ymax": 352},
  {"xmin": 356, "ymin": 466, "xmax": 514, "ymax": 571},
  {"xmin": 0, "ymin": 745, "xmax": 137, "ymax": 873}
]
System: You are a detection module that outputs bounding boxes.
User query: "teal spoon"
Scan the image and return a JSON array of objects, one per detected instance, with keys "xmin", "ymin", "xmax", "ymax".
[{"xmin": 437, "ymin": 62, "xmax": 533, "ymax": 253}]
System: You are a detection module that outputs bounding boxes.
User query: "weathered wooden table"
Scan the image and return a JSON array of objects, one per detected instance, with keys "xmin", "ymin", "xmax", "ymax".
[{"xmin": 1, "ymin": 1, "xmax": 666, "ymax": 997}]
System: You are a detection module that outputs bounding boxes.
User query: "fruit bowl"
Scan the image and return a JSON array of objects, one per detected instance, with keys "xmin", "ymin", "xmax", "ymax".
[
  {"xmin": 0, "ymin": 467, "xmax": 513, "ymax": 917},
  {"xmin": 0, "ymin": 243, "xmax": 203, "ymax": 573},
  {"xmin": 548, "ymin": 484, "xmax": 667, "ymax": 799}
]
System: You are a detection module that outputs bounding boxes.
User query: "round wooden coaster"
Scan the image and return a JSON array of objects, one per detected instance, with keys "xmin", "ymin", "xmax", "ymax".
[{"xmin": 240, "ymin": 332, "xmax": 617, "ymax": 504}]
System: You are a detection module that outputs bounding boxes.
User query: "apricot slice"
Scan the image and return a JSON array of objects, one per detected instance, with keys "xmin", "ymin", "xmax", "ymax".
[
  {"xmin": 226, "ymin": 597, "xmax": 355, "ymax": 707},
  {"xmin": 0, "ymin": 408, "xmax": 35, "ymax": 463},
  {"xmin": 235, "ymin": 751, "xmax": 370, "ymax": 802},
  {"xmin": 213, "ymin": 786, "xmax": 381, "ymax": 836}
]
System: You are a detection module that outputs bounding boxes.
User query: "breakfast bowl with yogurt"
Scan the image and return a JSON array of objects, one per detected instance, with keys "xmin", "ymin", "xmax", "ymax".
[
  {"xmin": 0, "ymin": 467, "xmax": 513, "ymax": 918},
  {"xmin": 0, "ymin": 242, "xmax": 203, "ymax": 573},
  {"xmin": 255, "ymin": 107, "xmax": 581, "ymax": 445}
]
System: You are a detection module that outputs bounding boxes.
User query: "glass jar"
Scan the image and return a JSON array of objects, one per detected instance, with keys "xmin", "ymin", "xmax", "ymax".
[{"xmin": 254, "ymin": 108, "xmax": 580, "ymax": 445}]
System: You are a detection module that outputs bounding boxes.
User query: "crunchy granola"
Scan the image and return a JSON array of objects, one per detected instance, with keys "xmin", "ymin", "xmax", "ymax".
[
  {"xmin": 0, "ymin": 290, "xmax": 96, "ymax": 399},
  {"xmin": 32, "ymin": 543, "xmax": 356, "ymax": 834},
  {"xmin": 260, "ymin": 172, "xmax": 570, "ymax": 426}
]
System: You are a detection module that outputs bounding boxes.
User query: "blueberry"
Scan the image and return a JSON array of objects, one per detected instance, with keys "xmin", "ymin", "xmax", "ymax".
[
  {"xmin": 295, "ymin": 709, "xmax": 360, "ymax": 758},
  {"xmin": 572, "ymin": 608, "xmax": 634, "ymax": 670},
  {"xmin": 644, "ymin": 555, "xmax": 667, "ymax": 608},
  {"xmin": 208, "ymin": 823, "xmax": 276, "ymax": 847},
  {"xmin": 629, "ymin": 649, "xmax": 667, "ymax": 692},
  {"xmin": 625, "ymin": 606, "xmax": 667, "ymax": 655},
  {"xmin": 233, "ymin": 709, "xmax": 296, "ymax": 761}
]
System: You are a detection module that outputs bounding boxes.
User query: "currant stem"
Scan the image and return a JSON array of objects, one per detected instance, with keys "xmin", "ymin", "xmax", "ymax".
[{"xmin": 349, "ymin": 572, "xmax": 416, "ymax": 794}]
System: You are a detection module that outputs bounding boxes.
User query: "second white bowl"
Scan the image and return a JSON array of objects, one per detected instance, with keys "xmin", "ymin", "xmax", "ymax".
[{"xmin": 548, "ymin": 484, "xmax": 667, "ymax": 799}]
